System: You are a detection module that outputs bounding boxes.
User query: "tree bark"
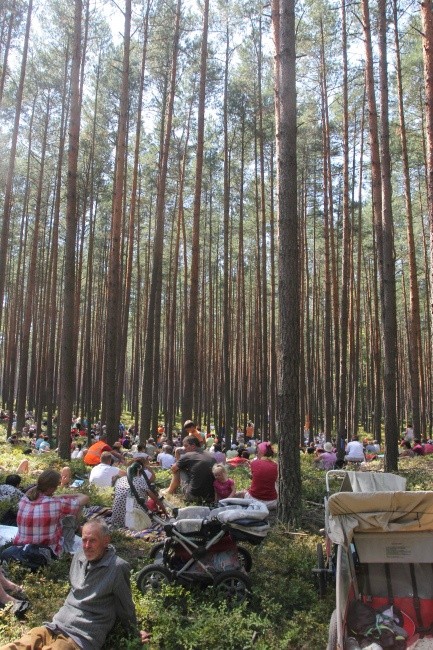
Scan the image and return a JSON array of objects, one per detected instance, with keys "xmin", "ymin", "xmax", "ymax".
[
  {"xmin": 182, "ymin": 0, "xmax": 209, "ymax": 423},
  {"xmin": 274, "ymin": 0, "xmax": 302, "ymax": 525},
  {"xmin": 58, "ymin": 0, "xmax": 83, "ymax": 459}
]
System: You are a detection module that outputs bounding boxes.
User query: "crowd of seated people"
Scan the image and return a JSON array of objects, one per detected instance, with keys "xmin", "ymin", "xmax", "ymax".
[
  {"xmin": 0, "ymin": 415, "xmax": 281, "ymax": 633},
  {"xmin": 399, "ymin": 437, "xmax": 433, "ymax": 457},
  {"xmin": 302, "ymin": 427, "xmax": 433, "ymax": 469}
]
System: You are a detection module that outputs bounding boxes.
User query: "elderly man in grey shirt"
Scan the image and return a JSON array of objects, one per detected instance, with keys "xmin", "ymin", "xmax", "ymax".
[{"xmin": 0, "ymin": 519, "xmax": 150, "ymax": 650}]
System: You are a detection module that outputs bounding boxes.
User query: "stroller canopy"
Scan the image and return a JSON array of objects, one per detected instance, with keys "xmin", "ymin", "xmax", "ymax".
[
  {"xmin": 339, "ymin": 471, "xmax": 406, "ymax": 493},
  {"xmin": 328, "ymin": 490, "xmax": 433, "ymax": 546}
]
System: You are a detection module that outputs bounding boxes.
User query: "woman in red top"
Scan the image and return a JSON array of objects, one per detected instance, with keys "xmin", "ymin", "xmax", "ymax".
[
  {"xmin": 226, "ymin": 450, "xmax": 250, "ymax": 468},
  {"xmin": 245, "ymin": 441, "xmax": 278, "ymax": 510}
]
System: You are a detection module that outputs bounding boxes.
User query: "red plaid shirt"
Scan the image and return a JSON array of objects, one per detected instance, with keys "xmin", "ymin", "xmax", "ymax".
[{"xmin": 15, "ymin": 494, "xmax": 81, "ymax": 556}]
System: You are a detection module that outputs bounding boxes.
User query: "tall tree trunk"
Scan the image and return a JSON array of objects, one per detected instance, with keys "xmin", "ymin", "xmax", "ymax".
[
  {"xmin": 222, "ymin": 11, "xmax": 232, "ymax": 446},
  {"xmin": 141, "ymin": 0, "xmax": 181, "ymax": 439},
  {"xmin": 394, "ymin": 0, "xmax": 423, "ymax": 438},
  {"xmin": 256, "ymin": 14, "xmax": 269, "ymax": 441},
  {"xmin": 0, "ymin": 0, "xmax": 16, "ymax": 106},
  {"xmin": 182, "ymin": 0, "xmax": 209, "ymax": 422},
  {"xmin": 361, "ymin": 0, "xmax": 383, "ymax": 443},
  {"xmin": 319, "ymin": 20, "xmax": 333, "ymax": 441},
  {"xmin": 16, "ymin": 97, "xmax": 50, "ymax": 433},
  {"xmin": 421, "ymin": 0, "xmax": 433, "ymax": 411},
  {"xmin": 273, "ymin": 0, "xmax": 301, "ymax": 525},
  {"xmin": 46, "ymin": 43, "xmax": 70, "ymax": 438},
  {"xmin": 378, "ymin": 0, "xmax": 399, "ymax": 471},
  {"xmin": 103, "ymin": 0, "xmax": 131, "ymax": 443},
  {"xmin": 58, "ymin": 0, "xmax": 83, "ymax": 459},
  {"xmin": 117, "ymin": 0, "xmax": 151, "ymax": 431},
  {"xmin": 337, "ymin": 0, "xmax": 351, "ymax": 458},
  {"xmin": 0, "ymin": 0, "xmax": 32, "ymax": 333}
]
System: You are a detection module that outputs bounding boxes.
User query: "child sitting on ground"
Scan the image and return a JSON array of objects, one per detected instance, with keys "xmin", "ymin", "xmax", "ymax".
[{"xmin": 212, "ymin": 463, "xmax": 236, "ymax": 502}]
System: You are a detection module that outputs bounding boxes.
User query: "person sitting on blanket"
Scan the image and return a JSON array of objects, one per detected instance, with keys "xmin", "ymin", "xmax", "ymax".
[
  {"xmin": 4, "ymin": 469, "xmax": 89, "ymax": 559},
  {"xmin": 111, "ymin": 458, "xmax": 166, "ymax": 529},
  {"xmin": 0, "ymin": 519, "xmax": 151, "ymax": 650}
]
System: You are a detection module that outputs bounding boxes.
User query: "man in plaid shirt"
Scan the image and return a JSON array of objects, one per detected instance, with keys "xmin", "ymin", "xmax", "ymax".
[{"xmin": 14, "ymin": 470, "xmax": 89, "ymax": 556}]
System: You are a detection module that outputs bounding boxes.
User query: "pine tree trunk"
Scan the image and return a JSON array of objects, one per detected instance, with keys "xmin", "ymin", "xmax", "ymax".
[
  {"xmin": 378, "ymin": 0, "xmax": 399, "ymax": 471},
  {"xmin": 58, "ymin": 0, "xmax": 83, "ymax": 459},
  {"xmin": 421, "ymin": 1, "xmax": 433, "ymax": 423},
  {"xmin": 103, "ymin": 0, "xmax": 131, "ymax": 444},
  {"xmin": 182, "ymin": 0, "xmax": 209, "ymax": 423},
  {"xmin": 0, "ymin": 0, "xmax": 32, "ymax": 333},
  {"xmin": 274, "ymin": 0, "xmax": 302, "ymax": 525}
]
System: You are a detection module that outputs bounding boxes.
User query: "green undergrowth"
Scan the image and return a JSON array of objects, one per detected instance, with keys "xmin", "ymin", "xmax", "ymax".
[
  {"xmin": 3, "ymin": 429, "xmax": 433, "ymax": 647},
  {"xmin": 0, "ymin": 437, "xmax": 335, "ymax": 649}
]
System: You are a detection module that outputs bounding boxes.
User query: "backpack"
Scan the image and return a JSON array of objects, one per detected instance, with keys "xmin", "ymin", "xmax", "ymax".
[
  {"xmin": 347, "ymin": 600, "xmax": 407, "ymax": 650},
  {"xmin": 1, "ymin": 543, "xmax": 54, "ymax": 571}
]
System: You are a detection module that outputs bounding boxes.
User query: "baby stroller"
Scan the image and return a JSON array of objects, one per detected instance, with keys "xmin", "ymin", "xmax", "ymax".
[
  {"xmin": 318, "ymin": 470, "xmax": 433, "ymax": 649},
  {"xmin": 127, "ymin": 463, "xmax": 270, "ymax": 604}
]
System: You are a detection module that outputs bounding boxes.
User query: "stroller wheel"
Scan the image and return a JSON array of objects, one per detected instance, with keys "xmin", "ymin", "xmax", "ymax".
[
  {"xmin": 213, "ymin": 570, "xmax": 252, "ymax": 605},
  {"xmin": 136, "ymin": 564, "xmax": 172, "ymax": 594},
  {"xmin": 237, "ymin": 546, "xmax": 252, "ymax": 572}
]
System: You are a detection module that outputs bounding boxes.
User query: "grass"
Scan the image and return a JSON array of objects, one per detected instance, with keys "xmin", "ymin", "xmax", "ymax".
[{"xmin": 6, "ymin": 434, "xmax": 433, "ymax": 648}]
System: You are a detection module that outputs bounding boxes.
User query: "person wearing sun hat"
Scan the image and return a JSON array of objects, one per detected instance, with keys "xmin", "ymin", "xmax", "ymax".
[{"xmin": 315, "ymin": 442, "xmax": 337, "ymax": 470}]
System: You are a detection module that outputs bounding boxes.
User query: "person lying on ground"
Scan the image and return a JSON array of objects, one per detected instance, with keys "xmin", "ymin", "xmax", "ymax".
[
  {"xmin": 413, "ymin": 439, "xmax": 424, "ymax": 456},
  {"xmin": 226, "ymin": 449, "xmax": 250, "ymax": 468},
  {"xmin": 422, "ymin": 439, "xmax": 433, "ymax": 454},
  {"xmin": 0, "ymin": 519, "xmax": 150, "ymax": 650}
]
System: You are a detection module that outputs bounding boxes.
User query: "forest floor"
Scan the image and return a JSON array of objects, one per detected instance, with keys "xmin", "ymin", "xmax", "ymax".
[{"xmin": 0, "ymin": 435, "xmax": 431, "ymax": 649}]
